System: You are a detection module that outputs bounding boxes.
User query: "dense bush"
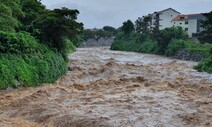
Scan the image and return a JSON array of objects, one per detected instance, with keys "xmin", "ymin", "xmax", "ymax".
[
  {"xmin": 111, "ymin": 32, "xmax": 158, "ymax": 54},
  {"xmin": 0, "ymin": 31, "xmax": 41, "ymax": 54},
  {"xmin": 155, "ymin": 27, "xmax": 188, "ymax": 55},
  {"xmin": 165, "ymin": 39, "xmax": 186, "ymax": 56},
  {"xmin": 139, "ymin": 40, "xmax": 158, "ymax": 54},
  {"xmin": 111, "ymin": 27, "xmax": 188, "ymax": 55},
  {"xmin": 0, "ymin": 1, "xmax": 83, "ymax": 89},
  {"xmin": 185, "ymin": 42, "xmax": 212, "ymax": 58},
  {"xmin": 0, "ymin": 31, "xmax": 68, "ymax": 89},
  {"xmin": 111, "ymin": 23, "xmax": 212, "ymax": 73},
  {"xmin": 83, "ymin": 29, "xmax": 114, "ymax": 41},
  {"xmin": 194, "ymin": 48, "xmax": 212, "ymax": 73},
  {"xmin": 0, "ymin": 52, "xmax": 67, "ymax": 89},
  {"xmin": 194, "ymin": 56, "xmax": 212, "ymax": 73}
]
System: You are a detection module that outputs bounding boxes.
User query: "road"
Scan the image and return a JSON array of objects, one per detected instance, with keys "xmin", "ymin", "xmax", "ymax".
[{"xmin": 0, "ymin": 47, "xmax": 212, "ymax": 127}]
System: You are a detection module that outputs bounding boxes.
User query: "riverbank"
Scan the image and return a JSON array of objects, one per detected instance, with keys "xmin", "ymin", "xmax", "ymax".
[{"xmin": 0, "ymin": 47, "xmax": 211, "ymax": 127}]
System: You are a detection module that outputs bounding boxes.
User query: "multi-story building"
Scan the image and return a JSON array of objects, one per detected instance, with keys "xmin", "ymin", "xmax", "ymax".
[
  {"xmin": 139, "ymin": 8, "xmax": 180, "ymax": 32},
  {"xmin": 138, "ymin": 8, "xmax": 206, "ymax": 37},
  {"xmin": 172, "ymin": 14, "xmax": 206, "ymax": 37},
  {"xmin": 151, "ymin": 8, "xmax": 181, "ymax": 30}
]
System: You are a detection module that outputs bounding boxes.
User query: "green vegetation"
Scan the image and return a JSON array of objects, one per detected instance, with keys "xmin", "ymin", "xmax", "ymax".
[
  {"xmin": 165, "ymin": 39, "xmax": 186, "ymax": 56},
  {"xmin": 111, "ymin": 17, "xmax": 212, "ymax": 73},
  {"xmin": 194, "ymin": 56, "xmax": 212, "ymax": 73},
  {"xmin": 111, "ymin": 25, "xmax": 189, "ymax": 55},
  {"xmin": 122, "ymin": 20, "xmax": 134, "ymax": 35},
  {"xmin": 82, "ymin": 26, "xmax": 116, "ymax": 41},
  {"xmin": 0, "ymin": 0, "xmax": 83, "ymax": 89},
  {"xmin": 199, "ymin": 11, "xmax": 212, "ymax": 44}
]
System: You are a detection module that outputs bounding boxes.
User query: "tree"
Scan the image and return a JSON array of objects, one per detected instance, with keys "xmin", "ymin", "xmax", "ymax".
[
  {"xmin": 103, "ymin": 26, "xmax": 116, "ymax": 35},
  {"xmin": 0, "ymin": 0, "xmax": 24, "ymax": 21},
  {"xmin": 200, "ymin": 11, "xmax": 212, "ymax": 44},
  {"xmin": 156, "ymin": 27, "xmax": 188, "ymax": 54},
  {"xmin": 32, "ymin": 7, "xmax": 84, "ymax": 54},
  {"xmin": 0, "ymin": 0, "xmax": 25, "ymax": 32},
  {"xmin": 96, "ymin": 29, "xmax": 113, "ymax": 39},
  {"xmin": 135, "ymin": 16, "xmax": 151, "ymax": 33},
  {"xmin": 0, "ymin": 3, "xmax": 20, "ymax": 32},
  {"xmin": 20, "ymin": 0, "xmax": 46, "ymax": 27},
  {"xmin": 83, "ymin": 29, "xmax": 96, "ymax": 40},
  {"xmin": 121, "ymin": 20, "xmax": 134, "ymax": 35}
]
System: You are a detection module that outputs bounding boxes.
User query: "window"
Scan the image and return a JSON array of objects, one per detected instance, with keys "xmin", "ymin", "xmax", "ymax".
[
  {"xmin": 180, "ymin": 23, "xmax": 182, "ymax": 25},
  {"xmin": 197, "ymin": 29, "xmax": 200, "ymax": 33},
  {"xmin": 174, "ymin": 22, "xmax": 175, "ymax": 24},
  {"xmin": 180, "ymin": 16, "xmax": 185, "ymax": 19},
  {"xmin": 185, "ymin": 21, "xmax": 188, "ymax": 24},
  {"xmin": 171, "ymin": 15, "xmax": 173, "ymax": 17},
  {"xmin": 185, "ymin": 28, "xmax": 188, "ymax": 31}
]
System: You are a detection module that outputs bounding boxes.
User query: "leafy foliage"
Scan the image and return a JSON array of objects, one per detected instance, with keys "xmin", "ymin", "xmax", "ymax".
[
  {"xmin": 165, "ymin": 39, "xmax": 186, "ymax": 56},
  {"xmin": 32, "ymin": 7, "xmax": 83, "ymax": 53},
  {"xmin": 0, "ymin": 31, "xmax": 40, "ymax": 54},
  {"xmin": 0, "ymin": 31, "xmax": 68, "ymax": 89},
  {"xmin": 0, "ymin": 3, "xmax": 20, "ymax": 32},
  {"xmin": 103, "ymin": 26, "xmax": 117, "ymax": 35},
  {"xmin": 155, "ymin": 27, "xmax": 188, "ymax": 54},
  {"xmin": 0, "ymin": 0, "xmax": 24, "ymax": 20},
  {"xmin": 111, "ymin": 26, "xmax": 188, "ymax": 55},
  {"xmin": 82, "ymin": 29, "xmax": 113, "ymax": 41},
  {"xmin": 135, "ymin": 16, "xmax": 152, "ymax": 33},
  {"xmin": 83, "ymin": 30, "xmax": 96, "ymax": 40},
  {"xmin": 111, "ymin": 21, "xmax": 212, "ymax": 73},
  {"xmin": 0, "ymin": 1, "xmax": 83, "ymax": 89},
  {"xmin": 122, "ymin": 20, "xmax": 134, "ymax": 35},
  {"xmin": 111, "ymin": 32, "xmax": 158, "ymax": 54},
  {"xmin": 20, "ymin": 0, "xmax": 45, "ymax": 26},
  {"xmin": 194, "ymin": 56, "xmax": 212, "ymax": 73},
  {"xmin": 199, "ymin": 11, "xmax": 212, "ymax": 44}
]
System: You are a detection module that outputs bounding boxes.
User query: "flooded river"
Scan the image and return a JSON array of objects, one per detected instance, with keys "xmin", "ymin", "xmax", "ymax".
[{"xmin": 0, "ymin": 47, "xmax": 212, "ymax": 127}]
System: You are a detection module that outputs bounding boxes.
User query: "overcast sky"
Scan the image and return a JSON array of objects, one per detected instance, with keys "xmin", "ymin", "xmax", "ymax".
[{"xmin": 41, "ymin": 0, "xmax": 212, "ymax": 29}]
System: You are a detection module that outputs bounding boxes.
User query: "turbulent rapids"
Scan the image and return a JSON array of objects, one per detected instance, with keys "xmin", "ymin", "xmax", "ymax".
[{"xmin": 0, "ymin": 47, "xmax": 212, "ymax": 127}]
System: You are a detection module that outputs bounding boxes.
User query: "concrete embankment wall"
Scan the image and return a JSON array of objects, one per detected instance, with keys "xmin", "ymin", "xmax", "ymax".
[
  {"xmin": 174, "ymin": 49, "xmax": 205, "ymax": 62},
  {"xmin": 81, "ymin": 37, "xmax": 114, "ymax": 47}
]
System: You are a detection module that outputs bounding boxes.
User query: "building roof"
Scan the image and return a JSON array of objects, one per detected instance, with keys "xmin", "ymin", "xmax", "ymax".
[
  {"xmin": 142, "ymin": 8, "xmax": 180, "ymax": 18},
  {"xmin": 156, "ymin": 8, "xmax": 181, "ymax": 14},
  {"xmin": 172, "ymin": 13, "xmax": 206, "ymax": 21}
]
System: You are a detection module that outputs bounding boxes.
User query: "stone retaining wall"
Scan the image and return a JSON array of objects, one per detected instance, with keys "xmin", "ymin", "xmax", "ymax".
[
  {"xmin": 81, "ymin": 37, "xmax": 114, "ymax": 47},
  {"xmin": 174, "ymin": 49, "xmax": 204, "ymax": 62}
]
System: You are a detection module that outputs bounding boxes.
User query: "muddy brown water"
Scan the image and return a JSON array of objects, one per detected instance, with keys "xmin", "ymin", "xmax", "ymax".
[{"xmin": 0, "ymin": 47, "xmax": 212, "ymax": 127}]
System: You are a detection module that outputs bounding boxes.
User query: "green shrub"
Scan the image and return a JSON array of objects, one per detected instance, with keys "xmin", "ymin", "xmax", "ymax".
[
  {"xmin": 155, "ymin": 27, "xmax": 188, "ymax": 55},
  {"xmin": 194, "ymin": 56, "xmax": 212, "ymax": 73},
  {"xmin": 185, "ymin": 42, "xmax": 212, "ymax": 58},
  {"xmin": 0, "ymin": 31, "xmax": 42, "ymax": 54},
  {"xmin": 194, "ymin": 47, "xmax": 212, "ymax": 74},
  {"xmin": 111, "ymin": 32, "xmax": 158, "ymax": 54},
  {"xmin": 0, "ymin": 31, "xmax": 68, "ymax": 89},
  {"xmin": 0, "ymin": 51, "xmax": 67, "ymax": 89},
  {"xmin": 165, "ymin": 39, "xmax": 186, "ymax": 56},
  {"xmin": 111, "ymin": 33, "xmax": 140, "ymax": 52},
  {"xmin": 139, "ymin": 40, "xmax": 158, "ymax": 54}
]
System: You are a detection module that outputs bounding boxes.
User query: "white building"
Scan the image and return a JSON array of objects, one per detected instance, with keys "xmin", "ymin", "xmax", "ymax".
[
  {"xmin": 140, "ymin": 8, "xmax": 180, "ymax": 31},
  {"xmin": 172, "ymin": 14, "xmax": 206, "ymax": 37},
  {"xmin": 152, "ymin": 8, "xmax": 181, "ymax": 30}
]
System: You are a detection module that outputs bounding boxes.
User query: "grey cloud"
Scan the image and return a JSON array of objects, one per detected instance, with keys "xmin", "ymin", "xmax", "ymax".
[{"xmin": 41, "ymin": 0, "xmax": 212, "ymax": 28}]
